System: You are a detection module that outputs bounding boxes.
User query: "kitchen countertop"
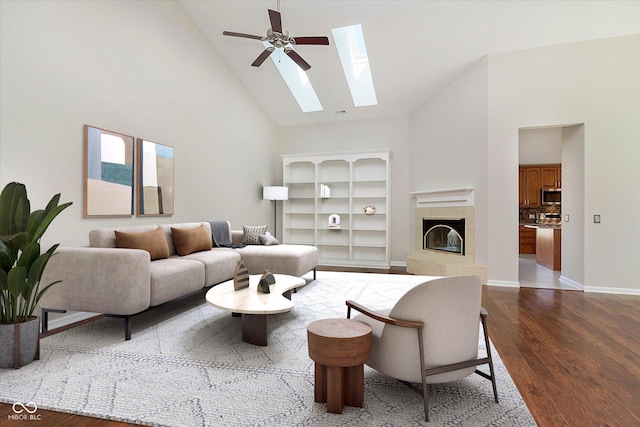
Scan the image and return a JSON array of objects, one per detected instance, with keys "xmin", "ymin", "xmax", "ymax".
[{"xmin": 524, "ymin": 223, "xmax": 562, "ymax": 230}]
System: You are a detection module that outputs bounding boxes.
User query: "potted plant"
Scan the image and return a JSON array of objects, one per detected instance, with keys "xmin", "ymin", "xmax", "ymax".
[{"xmin": 0, "ymin": 182, "xmax": 72, "ymax": 369}]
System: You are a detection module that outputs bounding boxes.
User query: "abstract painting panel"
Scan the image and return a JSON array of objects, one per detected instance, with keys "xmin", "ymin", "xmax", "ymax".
[
  {"xmin": 138, "ymin": 139, "xmax": 174, "ymax": 216},
  {"xmin": 84, "ymin": 125, "xmax": 134, "ymax": 217}
]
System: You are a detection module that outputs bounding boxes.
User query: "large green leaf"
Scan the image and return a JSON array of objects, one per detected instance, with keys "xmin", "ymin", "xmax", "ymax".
[
  {"xmin": 0, "ymin": 268, "xmax": 7, "ymax": 291},
  {"xmin": 0, "ymin": 182, "xmax": 27, "ymax": 235},
  {"xmin": 18, "ymin": 241, "xmax": 41, "ymax": 270},
  {"xmin": 26, "ymin": 209, "xmax": 44, "ymax": 241},
  {"xmin": 14, "ymin": 196, "xmax": 30, "ymax": 235},
  {"xmin": 7, "ymin": 266, "xmax": 27, "ymax": 299},
  {"xmin": 32, "ymin": 201, "xmax": 72, "ymax": 242},
  {"xmin": 0, "ymin": 241, "xmax": 13, "ymax": 272},
  {"xmin": 44, "ymin": 193, "xmax": 61, "ymax": 215}
]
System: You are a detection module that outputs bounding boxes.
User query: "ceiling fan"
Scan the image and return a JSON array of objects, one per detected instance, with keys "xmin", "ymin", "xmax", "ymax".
[{"xmin": 222, "ymin": 8, "xmax": 329, "ymax": 71}]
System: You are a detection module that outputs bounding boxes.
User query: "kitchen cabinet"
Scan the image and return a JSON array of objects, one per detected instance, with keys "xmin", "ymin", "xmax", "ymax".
[
  {"xmin": 520, "ymin": 164, "xmax": 561, "ymax": 206},
  {"xmin": 519, "ymin": 166, "xmax": 541, "ymax": 206},
  {"xmin": 519, "ymin": 225, "xmax": 536, "ymax": 254},
  {"xmin": 541, "ymin": 165, "xmax": 561, "ymax": 189}
]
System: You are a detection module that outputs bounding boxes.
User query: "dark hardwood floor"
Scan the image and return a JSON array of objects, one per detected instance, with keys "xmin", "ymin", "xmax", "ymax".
[{"xmin": 2, "ymin": 268, "xmax": 639, "ymax": 426}]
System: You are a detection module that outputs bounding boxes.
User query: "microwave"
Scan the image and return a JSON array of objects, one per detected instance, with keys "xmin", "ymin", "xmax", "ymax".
[{"xmin": 541, "ymin": 188, "xmax": 561, "ymax": 205}]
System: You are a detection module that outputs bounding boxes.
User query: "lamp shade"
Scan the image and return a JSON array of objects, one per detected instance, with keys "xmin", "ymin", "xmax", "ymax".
[{"xmin": 263, "ymin": 186, "xmax": 288, "ymax": 201}]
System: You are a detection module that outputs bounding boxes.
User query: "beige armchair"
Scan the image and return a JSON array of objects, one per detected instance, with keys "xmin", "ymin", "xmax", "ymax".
[{"xmin": 346, "ymin": 275, "xmax": 498, "ymax": 421}]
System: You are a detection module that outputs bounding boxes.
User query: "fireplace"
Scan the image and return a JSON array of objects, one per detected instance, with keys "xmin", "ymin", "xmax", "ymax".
[
  {"xmin": 406, "ymin": 188, "xmax": 487, "ymax": 283},
  {"xmin": 423, "ymin": 218, "xmax": 465, "ymax": 255}
]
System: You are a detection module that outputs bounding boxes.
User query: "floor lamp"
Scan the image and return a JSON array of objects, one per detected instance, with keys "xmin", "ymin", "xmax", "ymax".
[{"xmin": 263, "ymin": 186, "xmax": 288, "ymax": 239}]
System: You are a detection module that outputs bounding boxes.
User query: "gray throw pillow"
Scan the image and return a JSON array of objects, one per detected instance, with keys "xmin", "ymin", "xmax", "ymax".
[
  {"xmin": 243, "ymin": 225, "xmax": 268, "ymax": 245},
  {"xmin": 259, "ymin": 233, "xmax": 280, "ymax": 246}
]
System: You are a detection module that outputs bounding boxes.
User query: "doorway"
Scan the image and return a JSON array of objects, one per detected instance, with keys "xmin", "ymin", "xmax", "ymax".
[{"xmin": 518, "ymin": 125, "xmax": 584, "ymax": 291}]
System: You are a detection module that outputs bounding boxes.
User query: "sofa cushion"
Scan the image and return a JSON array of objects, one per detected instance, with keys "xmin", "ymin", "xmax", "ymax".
[
  {"xmin": 171, "ymin": 224, "xmax": 212, "ymax": 256},
  {"xmin": 237, "ymin": 244, "xmax": 318, "ymax": 277},
  {"xmin": 148, "ymin": 258, "xmax": 205, "ymax": 306},
  {"xmin": 115, "ymin": 227, "xmax": 169, "ymax": 260},
  {"xmin": 176, "ymin": 249, "xmax": 241, "ymax": 286},
  {"xmin": 243, "ymin": 225, "xmax": 268, "ymax": 245}
]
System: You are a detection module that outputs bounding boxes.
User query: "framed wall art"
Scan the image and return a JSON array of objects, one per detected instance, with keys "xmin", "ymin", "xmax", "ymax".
[
  {"xmin": 84, "ymin": 125, "xmax": 135, "ymax": 217},
  {"xmin": 138, "ymin": 138, "xmax": 174, "ymax": 216}
]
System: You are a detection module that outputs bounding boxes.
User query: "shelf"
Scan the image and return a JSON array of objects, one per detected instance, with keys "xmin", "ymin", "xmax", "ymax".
[
  {"xmin": 282, "ymin": 150, "xmax": 390, "ymax": 268},
  {"xmin": 352, "ymin": 243, "xmax": 386, "ymax": 248},
  {"xmin": 318, "ymin": 179, "xmax": 350, "ymax": 184}
]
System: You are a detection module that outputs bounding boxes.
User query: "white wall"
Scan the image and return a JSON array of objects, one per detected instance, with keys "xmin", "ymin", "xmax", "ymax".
[
  {"xmin": 276, "ymin": 115, "xmax": 411, "ymax": 265},
  {"xmin": 0, "ymin": 1, "xmax": 276, "ymax": 248},
  {"xmin": 519, "ymin": 127, "xmax": 562, "ymax": 164},
  {"xmin": 488, "ymin": 34, "xmax": 640, "ymax": 293},
  {"xmin": 409, "ymin": 57, "xmax": 489, "ymax": 266},
  {"xmin": 561, "ymin": 125, "xmax": 585, "ymax": 287}
]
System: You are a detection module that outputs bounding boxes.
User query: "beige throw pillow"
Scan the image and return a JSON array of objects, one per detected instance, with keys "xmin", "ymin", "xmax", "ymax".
[
  {"xmin": 243, "ymin": 225, "xmax": 268, "ymax": 245},
  {"xmin": 115, "ymin": 226, "xmax": 169, "ymax": 260},
  {"xmin": 171, "ymin": 224, "xmax": 213, "ymax": 256}
]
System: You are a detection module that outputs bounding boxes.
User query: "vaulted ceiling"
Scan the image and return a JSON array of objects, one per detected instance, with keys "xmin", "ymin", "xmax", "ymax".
[{"xmin": 179, "ymin": 1, "xmax": 640, "ymax": 127}]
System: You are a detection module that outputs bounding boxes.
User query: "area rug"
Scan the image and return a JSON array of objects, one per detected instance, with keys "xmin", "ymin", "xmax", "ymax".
[{"xmin": 0, "ymin": 272, "xmax": 535, "ymax": 426}]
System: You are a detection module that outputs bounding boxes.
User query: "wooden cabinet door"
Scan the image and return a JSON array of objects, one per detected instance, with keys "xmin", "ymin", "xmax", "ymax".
[
  {"xmin": 526, "ymin": 168, "xmax": 541, "ymax": 206},
  {"xmin": 541, "ymin": 165, "xmax": 561, "ymax": 188},
  {"xmin": 519, "ymin": 226, "xmax": 536, "ymax": 254},
  {"xmin": 519, "ymin": 167, "xmax": 527, "ymax": 206},
  {"xmin": 541, "ymin": 167, "xmax": 557, "ymax": 188}
]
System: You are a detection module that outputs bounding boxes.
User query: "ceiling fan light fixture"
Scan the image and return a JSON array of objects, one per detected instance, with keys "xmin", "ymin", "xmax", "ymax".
[{"xmin": 222, "ymin": 7, "xmax": 329, "ymax": 71}]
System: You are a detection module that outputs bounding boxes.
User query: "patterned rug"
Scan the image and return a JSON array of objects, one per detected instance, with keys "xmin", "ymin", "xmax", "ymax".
[{"xmin": 0, "ymin": 272, "xmax": 535, "ymax": 426}]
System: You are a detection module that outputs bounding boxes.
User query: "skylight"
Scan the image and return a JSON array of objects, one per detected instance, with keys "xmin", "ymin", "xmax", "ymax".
[
  {"xmin": 331, "ymin": 24, "xmax": 377, "ymax": 107},
  {"xmin": 264, "ymin": 41, "xmax": 323, "ymax": 113}
]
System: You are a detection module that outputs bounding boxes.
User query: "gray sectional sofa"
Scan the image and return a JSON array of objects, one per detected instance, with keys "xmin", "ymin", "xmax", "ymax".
[{"xmin": 39, "ymin": 222, "xmax": 317, "ymax": 339}]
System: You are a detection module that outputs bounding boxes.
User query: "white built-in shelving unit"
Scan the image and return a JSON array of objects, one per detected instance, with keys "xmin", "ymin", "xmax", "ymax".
[{"xmin": 282, "ymin": 150, "xmax": 390, "ymax": 268}]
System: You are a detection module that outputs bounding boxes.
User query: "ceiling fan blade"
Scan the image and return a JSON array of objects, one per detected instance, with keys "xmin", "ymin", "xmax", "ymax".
[
  {"xmin": 268, "ymin": 9, "xmax": 282, "ymax": 33},
  {"xmin": 286, "ymin": 49, "xmax": 311, "ymax": 71},
  {"xmin": 251, "ymin": 48, "xmax": 274, "ymax": 67},
  {"xmin": 223, "ymin": 31, "xmax": 263, "ymax": 41},
  {"xmin": 293, "ymin": 36, "xmax": 330, "ymax": 46}
]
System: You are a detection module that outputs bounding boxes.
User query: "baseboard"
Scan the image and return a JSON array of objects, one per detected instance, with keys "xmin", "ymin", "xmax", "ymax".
[
  {"xmin": 47, "ymin": 311, "xmax": 99, "ymax": 331},
  {"xmin": 559, "ymin": 276, "xmax": 584, "ymax": 291},
  {"xmin": 486, "ymin": 280, "xmax": 520, "ymax": 288},
  {"xmin": 583, "ymin": 286, "xmax": 640, "ymax": 295},
  {"xmin": 390, "ymin": 260, "xmax": 407, "ymax": 267}
]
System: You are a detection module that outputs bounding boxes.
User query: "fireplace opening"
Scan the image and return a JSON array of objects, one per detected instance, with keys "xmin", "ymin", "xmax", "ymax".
[{"xmin": 422, "ymin": 218, "xmax": 465, "ymax": 255}]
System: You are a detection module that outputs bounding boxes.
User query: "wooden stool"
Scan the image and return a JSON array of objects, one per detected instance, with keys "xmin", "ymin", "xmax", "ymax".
[{"xmin": 307, "ymin": 318, "xmax": 372, "ymax": 414}]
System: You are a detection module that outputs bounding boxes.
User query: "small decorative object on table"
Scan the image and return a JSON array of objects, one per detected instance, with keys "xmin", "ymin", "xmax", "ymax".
[
  {"xmin": 233, "ymin": 260, "xmax": 249, "ymax": 291},
  {"xmin": 258, "ymin": 270, "xmax": 275, "ymax": 293},
  {"xmin": 363, "ymin": 205, "xmax": 376, "ymax": 215}
]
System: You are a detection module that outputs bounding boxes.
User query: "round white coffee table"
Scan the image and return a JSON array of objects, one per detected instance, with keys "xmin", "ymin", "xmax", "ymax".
[{"xmin": 205, "ymin": 274, "xmax": 305, "ymax": 346}]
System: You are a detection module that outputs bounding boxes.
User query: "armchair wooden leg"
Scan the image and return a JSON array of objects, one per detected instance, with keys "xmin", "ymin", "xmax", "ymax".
[{"xmin": 417, "ymin": 327, "xmax": 429, "ymax": 422}]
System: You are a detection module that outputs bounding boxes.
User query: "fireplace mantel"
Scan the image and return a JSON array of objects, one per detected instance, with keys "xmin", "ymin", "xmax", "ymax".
[{"xmin": 410, "ymin": 187, "xmax": 474, "ymax": 207}]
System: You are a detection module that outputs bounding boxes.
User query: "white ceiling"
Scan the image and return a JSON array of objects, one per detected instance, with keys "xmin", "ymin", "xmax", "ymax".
[{"xmin": 179, "ymin": 1, "xmax": 640, "ymax": 127}]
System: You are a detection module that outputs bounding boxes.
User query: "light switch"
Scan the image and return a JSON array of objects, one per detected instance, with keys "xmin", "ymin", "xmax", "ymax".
[
  {"xmin": 564, "ymin": 214, "xmax": 570, "ymax": 222},
  {"xmin": 594, "ymin": 214, "xmax": 601, "ymax": 223}
]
